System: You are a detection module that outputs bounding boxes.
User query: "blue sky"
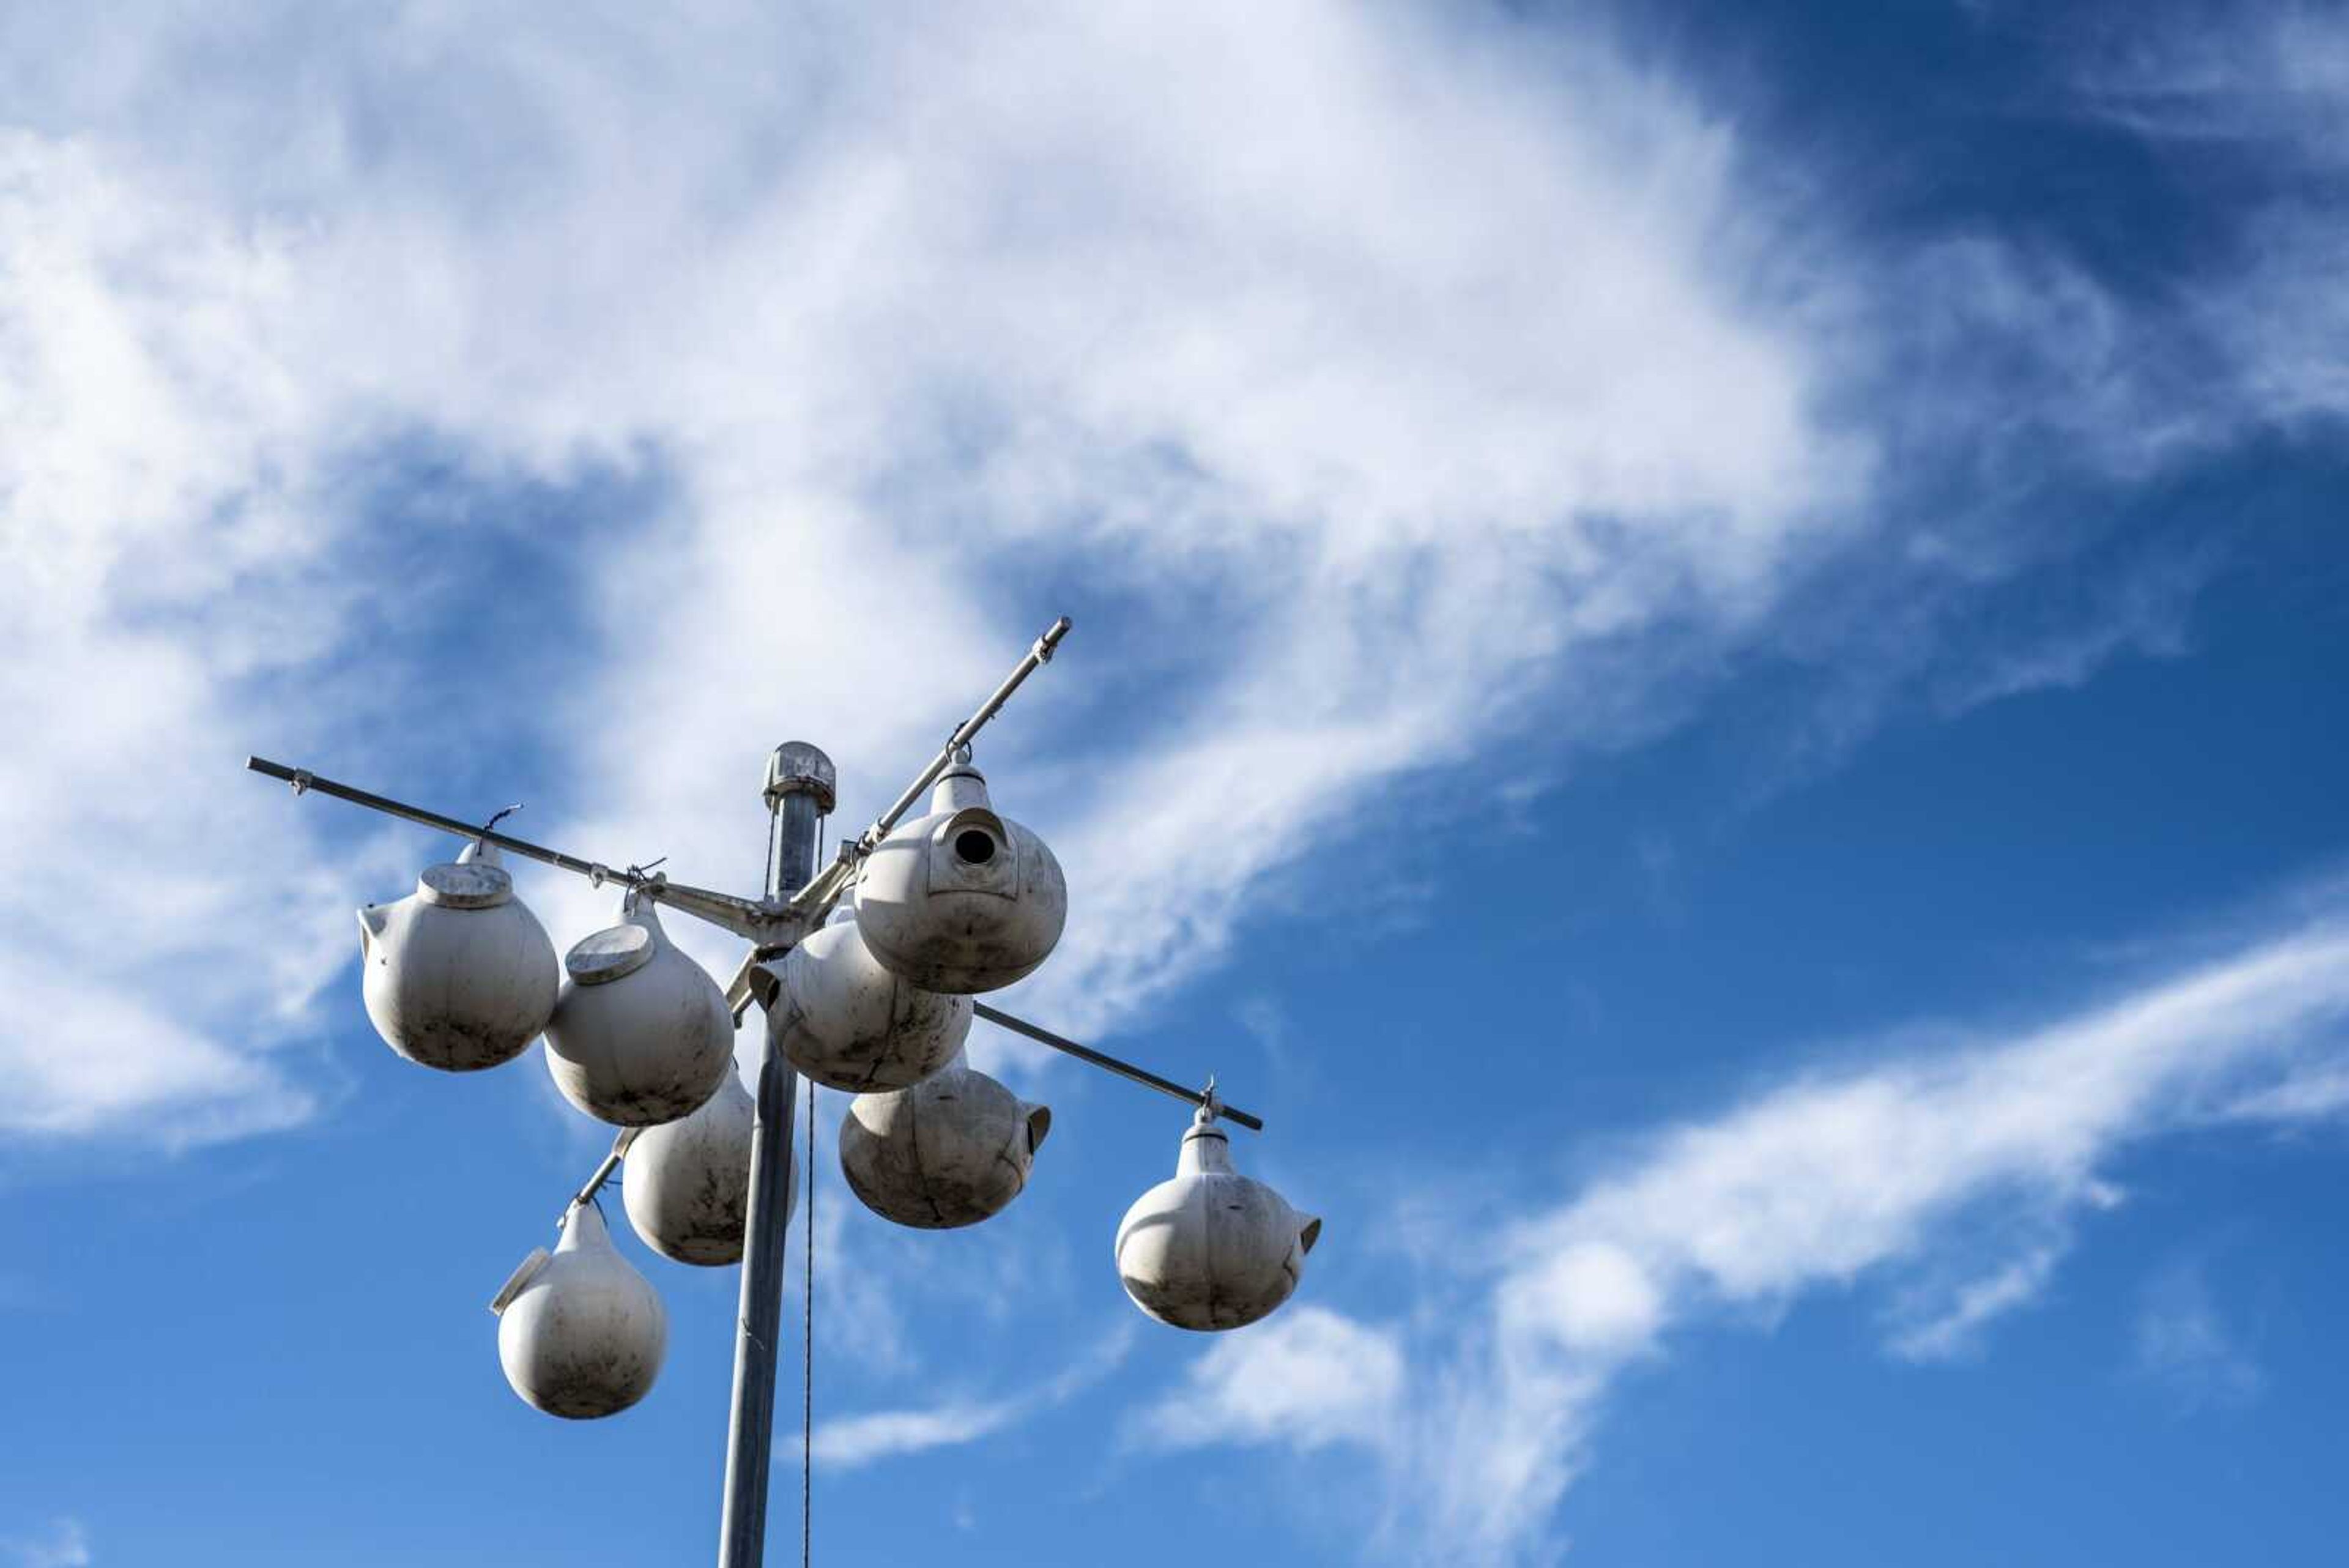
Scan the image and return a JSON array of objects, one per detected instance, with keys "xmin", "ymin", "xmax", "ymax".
[{"xmin": 4, "ymin": 2, "xmax": 2347, "ymax": 1564}]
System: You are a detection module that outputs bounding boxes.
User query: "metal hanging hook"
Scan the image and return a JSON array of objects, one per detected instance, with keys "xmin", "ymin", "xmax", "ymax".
[{"xmin": 620, "ymin": 860, "xmax": 669, "ymax": 913}]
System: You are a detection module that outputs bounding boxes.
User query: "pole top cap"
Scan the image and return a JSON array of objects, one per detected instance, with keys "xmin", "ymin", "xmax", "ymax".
[{"xmin": 765, "ymin": 741, "xmax": 837, "ymax": 814}]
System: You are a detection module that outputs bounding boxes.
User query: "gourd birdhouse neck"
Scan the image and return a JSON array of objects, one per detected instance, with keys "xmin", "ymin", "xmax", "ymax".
[
  {"xmin": 558, "ymin": 1201, "xmax": 610, "ymax": 1254},
  {"xmin": 929, "ymin": 765, "xmax": 992, "ymax": 815},
  {"xmin": 1178, "ymin": 1118, "xmax": 1236, "ymax": 1176}
]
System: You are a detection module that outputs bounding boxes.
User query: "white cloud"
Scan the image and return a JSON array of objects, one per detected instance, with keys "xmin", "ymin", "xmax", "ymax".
[
  {"xmin": 2133, "ymin": 1257, "xmax": 2264, "ymax": 1411},
  {"xmin": 435, "ymin": 0, "xmax": 1871, "ymax": 1051},
  {"xmin": 2072, "ymin": 4, "xmax": 2349, "ymax": 152},
  {"xmin": 802, "ymin": 1322, "xmax": 1132, "ymax": 1471},
  {"xmin": 2069, "ymin": 4, "xmax": 2349, "ymax": 432},
  {"xmin": 0, "ymin": 0, "xmax": 1862, "ymax": 1134},
  {"xmin": 0, "ymin": 1, "xmax": 2324, "ymax": 1153},
  {"xmin": 2203, "ymin": 204, "xmax": 2349, "ymax": 429},
  {"xmin": 807, "ymin": 1399, "xmax": 1022, "ymax": 1471},
  {"xmin": 1144, "ymin": 914, "xmax": 2349, "ymax": 1562},
  {"xmin": 1130, "ymin": 1305, "xmax": 1406, "ymax": 1455},
  {"xmin": 0, "ymin": 963, "xmax": 313, "ymax": 1144},
  {"xmin": 2, "ymin": 4, "xmax": 2342, "ymax": 1556},
  {"xmin": 1884, "ymin": 1226, "xmax": 2077, "ymax": 1362},
  {"xmin": 2221, "ymin": 1063, "xmax": 2349, "ymax": 1123},
  {"xmin": 2, "ymin": 1518, "xmax": 91, "ymax": 1568},
  {"xmin": 0, "ymin": 128, "xmax": 429, "ymax": 1147}
]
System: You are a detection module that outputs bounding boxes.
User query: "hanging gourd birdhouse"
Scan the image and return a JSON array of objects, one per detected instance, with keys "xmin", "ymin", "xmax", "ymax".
[
  {"xmin": 544, "ymin": 894, "xmax": 733, "ymax": 1126},
  {"xmin": 853, "ymin": 765, "xmax": 1067, "ymax": 994},
  {"xmin": 357, "ymin": 841, "xmax": 559, "ymax": 1072},
  {"xmin": 837, "ymin": 1047, "xmax": 1050, "ymax": 1229},
  {"xmin": 622, "ymin": 1066, "xmax": 786, "ymax": 1266},
  {"xmin": 1115, "ymin": 1107, "xmax": 1321, "ymax": 1332},
  {"xmin": 491, "ymin": 1200, "xmax": 666, "ymax": 1419},
  {"xmin": 751, "ymin": 912, "xmax": 971, "ymax": 1093}
]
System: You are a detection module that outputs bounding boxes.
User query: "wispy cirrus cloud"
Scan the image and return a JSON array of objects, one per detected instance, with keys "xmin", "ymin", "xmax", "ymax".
[
  {"xmin": 2132, "ymin": 1256, "xmax": 2265, "ymax": 1411},
  {"xmin": 1136, "ymin": 908, "xmax": 2349, "ymax": 1563},
  {"xmin": 1126, "ymin": 1305, "xmax": 1405, "ymax": 1457},
  {"xmin": 2070, "ymin": 1, "xmax": 2349, "ymax": 150},
  {"xmin": 2, "ymin": 0, "xmax": 1847, "ymax": 1139},
  {"xmin": 2069, "ymin": 2, "xmax": 2349, "ymax": 431},
  {"xmin": 2221, "ymin": 1065, "xmax": 2349, "ymax": 1123},
  {"xmin": 802, "ymin": 1322, "xmax": 1134, "ymax": 1471},
  {"xmin": 1, "ymin": 1518, "xmax": 91, "ymax": 1568}
]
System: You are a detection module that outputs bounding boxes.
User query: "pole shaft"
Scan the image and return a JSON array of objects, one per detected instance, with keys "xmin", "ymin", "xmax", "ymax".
[{"xmin": 719, "ymin": 781, "xmax": 825, "ymax": 1568}]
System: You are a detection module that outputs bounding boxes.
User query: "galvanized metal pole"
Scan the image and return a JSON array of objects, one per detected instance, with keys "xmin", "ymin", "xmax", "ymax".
[{"xmin": 719, "ymin": 742, "xmax": 835, "ymax": 1568}]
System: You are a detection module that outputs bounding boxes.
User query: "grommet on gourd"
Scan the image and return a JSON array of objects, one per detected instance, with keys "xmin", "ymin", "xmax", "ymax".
[
  {"xmin": 543, "ymin": 893, "xmax": 733, "ymax": 1126},
  {"xmin": 623, "ymin": 1066, "xmax": 787, "ymax": 1266},
  {"xmin": 1114, "ymin": 1104, "xmax": 1321, "ymax": 1332},
  {"xmin": 357, "ymin": 840, "xmax": 558, "ymax": 1072},
  {"xmin": 753, "ymin": 911, "xmax": 971, "ymax": 1093},
  {"xmin": 492, "ymin": 1200, "xmax": 666, "ymax": 1419},
  {"xmin": 837, "ymin": 1047, "xmax": 1050, "ymax": 1229},
  {"xmin": 852, "ymin": 765, "xmax": 1067, "ymax": 994}
]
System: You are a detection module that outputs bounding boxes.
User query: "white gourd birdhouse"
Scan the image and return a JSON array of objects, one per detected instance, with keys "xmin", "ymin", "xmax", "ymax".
[
  {"xmin": 357, "ymin": 841, "xmax": 558, "ymax": 1072},
  {"xmin": 543, "ymin": 894, "xmax": 733, "ymax": 1126},
  {"xmin": 753, "ymin": 913, "xmax": 971, "ymax": 1093},
  {"xmin": 852, "ymin": 766, "xmax": 1067, "ymax": 994},
  {"xmin": 622, "ymin": 1066, "xmax": 787, "ymax": 1266},
  {"xmin": 837, "ymin": 1047, "xmax": 1050, "ymax": 1229},
  {"xmin": 492, "ymin": 1200, "xmax": 666, "ymax": 1419},
  {"xmin": 1115, "ymin": 1109, "xmax": 1321, "ymax": 1332}
]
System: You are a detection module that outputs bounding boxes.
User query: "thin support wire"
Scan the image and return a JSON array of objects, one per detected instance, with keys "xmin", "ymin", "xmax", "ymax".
[{"xmin": 801, "ymin": 1073, "xmax": 816, "ymax": 1568}]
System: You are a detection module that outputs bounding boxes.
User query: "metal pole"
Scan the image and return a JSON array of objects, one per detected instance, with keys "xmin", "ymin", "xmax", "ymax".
[{"xmin": 719, "ymin": 742, "xmax": 833, "ymax": 1568}]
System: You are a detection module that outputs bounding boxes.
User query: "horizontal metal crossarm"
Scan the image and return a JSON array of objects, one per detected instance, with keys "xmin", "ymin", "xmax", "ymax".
[
  {"xmin": 787, "ymin": 615, "xmax": 1071, "ymax": 916},
  {"xmin": 243, "ymin": 756, "xmax": 795, "ymax": 943},
  {"xmin": 973, "ymin": 1002, "xmax": 1265, "ymax": 1131}
]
